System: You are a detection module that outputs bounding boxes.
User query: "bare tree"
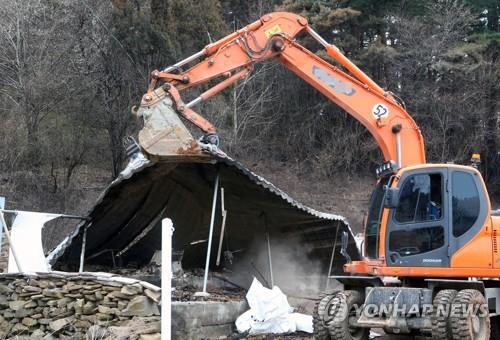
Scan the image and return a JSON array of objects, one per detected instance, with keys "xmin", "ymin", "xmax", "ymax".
[
  {"xmin": 0, "ymin": 0, "xmax": 82, "ymax": 163},
  {"xmin": 392, "ymin": 0, "xmax": 479, "ymax": 163}
]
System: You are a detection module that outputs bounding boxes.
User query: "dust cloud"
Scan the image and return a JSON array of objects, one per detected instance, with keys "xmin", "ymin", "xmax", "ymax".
[{"xmin": 225, "ymin": 234, "xmax": 328, "ymax": 299}]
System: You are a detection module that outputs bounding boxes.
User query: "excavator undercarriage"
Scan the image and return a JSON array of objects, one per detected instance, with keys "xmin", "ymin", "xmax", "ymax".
[{"xmin": 312, "ymin": 276, "xmax": 500, "ymax": 339}]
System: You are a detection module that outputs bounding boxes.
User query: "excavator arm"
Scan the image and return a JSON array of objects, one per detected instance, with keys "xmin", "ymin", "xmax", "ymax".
[{"xmin": 137, "ymin": 12, "xmax": 426, "ymax": 167}]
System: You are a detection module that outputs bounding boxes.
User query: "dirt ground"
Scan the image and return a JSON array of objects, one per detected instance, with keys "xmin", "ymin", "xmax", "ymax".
[{"xmin": 232, "ymin": 331, "xmax": 427, "ymax": 339}]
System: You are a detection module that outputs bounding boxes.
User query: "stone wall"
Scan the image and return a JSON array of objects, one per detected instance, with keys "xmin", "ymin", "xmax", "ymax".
[
  {"xmin": 0, "ymin": 271, "xmax": 162, "ymax": 339},
  {"xmin": 0, "ymin": 230, "xmax": 9, "ymax": 273}
]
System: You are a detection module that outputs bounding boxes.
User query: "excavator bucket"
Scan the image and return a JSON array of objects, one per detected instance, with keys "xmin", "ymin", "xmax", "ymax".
[{"xmin": 134, "ymin": 87, "xmax": 212, "ymax": 163}]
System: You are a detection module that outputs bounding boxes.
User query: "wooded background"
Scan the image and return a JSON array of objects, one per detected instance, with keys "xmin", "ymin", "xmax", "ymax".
[{"xmin": 0, "ymin": 0, "xmax": 498, "ymax": 216}]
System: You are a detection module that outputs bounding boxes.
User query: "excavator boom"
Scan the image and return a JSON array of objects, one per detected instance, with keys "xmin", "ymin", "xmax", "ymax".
[{"xmin": 136, "ymin": 12, "xmax": 426, "ymax": 167}]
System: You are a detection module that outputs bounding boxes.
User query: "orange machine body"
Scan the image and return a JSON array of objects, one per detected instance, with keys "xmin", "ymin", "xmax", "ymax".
[{"xmin": 140, "ymin": 12, "xmax": 497, "ymax": 281}]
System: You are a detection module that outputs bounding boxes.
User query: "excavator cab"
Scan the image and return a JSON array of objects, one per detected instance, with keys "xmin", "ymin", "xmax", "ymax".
[
  {"xmin": 324, "ymin": 163, "xmax": 498, "ymax": 339},
  {"xmin": 351, "ymin": 162, "xmax": 491, "ymax": 274}
]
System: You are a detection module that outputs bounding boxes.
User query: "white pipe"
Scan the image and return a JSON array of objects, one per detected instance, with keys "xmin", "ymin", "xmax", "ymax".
[
  {"xmin": 163, "ymin": 50, "xmax": 205, "ymax": 73},
  {"xmin": 0, "ymin": 209, "xmax": 85, "ymax": 220},
  {"xmin": 162, "ymin": 218, "xmax": 174, "ymax": 340},
  {"xmin": 306, "ymin": 26, "xmax": 329, "ymax": 47},
  {"xmin": 200, "ymin": 172, "xmax": 220, "ymax": 294},
  {"xmin": 186, "ymin": 96, "xmax": 202, "ymax": 108},
  {"xmin": 79, "ymin": 226, "xmax": 88, "ymax": 273},
  {"xmin": 396, "ymin": 132, "xmax": 402, "ymax": 169},
  {"xmin": 0, "ymin": 197, "xmax": 4, "ymax": 253}
]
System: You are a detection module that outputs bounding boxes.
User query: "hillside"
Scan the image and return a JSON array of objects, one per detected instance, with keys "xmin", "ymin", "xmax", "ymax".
[{"xmin": 0, "ymin": 0, "xmax": 498, "ymax": 237}]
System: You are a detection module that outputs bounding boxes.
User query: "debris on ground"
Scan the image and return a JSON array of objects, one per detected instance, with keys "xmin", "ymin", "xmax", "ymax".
[{"xmin": 236, "ymin": 278, "xmax": 313, "ymax": 335}]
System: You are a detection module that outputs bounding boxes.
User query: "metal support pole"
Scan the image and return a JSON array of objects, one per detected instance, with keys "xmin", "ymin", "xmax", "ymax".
[
  {"xmin": 0, "ymin": 211, "xmax": 22, "ymax": 273},
  {"xmin": 0, "ymin": 197, "xmax": 4, "ymax": 253},
  {"xmin": 162, "ymin": 218, "xmax": 174, "ymax": 340},
  {"xmin": 263, "ymin": 214, "xmax": 274, "ymax": 287},
  {"xmin": 326, "ymin": 225, "xmax": 340, "ymax": 289},
  {"xmin": 216, "ymin": 187, "xmax": 227, "ymax": 266},
  {"xmin": 196, "ymin": 171, "xmax": 220, "ymax": 296},
  {"xmin": 79, "ymin": 226, "xmax": 88, "ymax": 273},
  {"xmin": 111, "ymin": 250, "xmax": 116, "ymax": 268},
  {"xmin": 265, "ymin": 231, "xmax": 274, "ymax": 287},
  {"xmin": 0, "ymin": 210, "xmax": 87, "ymax": 221}
]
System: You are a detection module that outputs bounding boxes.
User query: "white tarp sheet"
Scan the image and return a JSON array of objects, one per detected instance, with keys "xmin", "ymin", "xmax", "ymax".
[
  {"xmin": 236, "ymin": 278, "xmax": 313, "ymax": 334},
  {"xmin": 7, "ymin": 212, "xmax": 61, "ymax": 273}
]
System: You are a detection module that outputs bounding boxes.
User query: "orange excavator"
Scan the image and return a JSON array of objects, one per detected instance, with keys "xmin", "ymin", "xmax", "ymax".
[{"xmin": 134, "ymin": 12, "xmax": 500, "ymax": 340}]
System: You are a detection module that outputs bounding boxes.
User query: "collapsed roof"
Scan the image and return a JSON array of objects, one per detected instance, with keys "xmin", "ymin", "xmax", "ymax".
[{"xmin": 49, "ymin": 146, "xmax": 360, "ymax": 275}]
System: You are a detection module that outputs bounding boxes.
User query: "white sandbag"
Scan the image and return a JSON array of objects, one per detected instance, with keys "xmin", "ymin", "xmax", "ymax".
[
  {"xmin": 236, "ymin": 278, "xmax": 313, "ymax": 334},
  {"xmin": 249, "ymin": 315, "xmax": 296, "ymax": 334},
  {"xmin": 289, "ymin": 313, "xmax": 313, "ymax": 333},
  {"xmin": 235, "ymin": 309, "xmax": 253, "ymax": 333},
  {"xmin": 246, "ymin": 278, "xmax": 291, "ymax": 321}
]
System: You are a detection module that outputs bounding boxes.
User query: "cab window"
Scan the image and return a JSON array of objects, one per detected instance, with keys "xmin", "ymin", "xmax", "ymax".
[
  {"xmin": 395, "ymin": 174, "xmax": 443, "ymax": 223},
  {"xmin": 364, "ymin": 177, "xmax": 389, "ymax": 259},
  {"xmin": 389, "ymin": 226, "xmax": 444, "ymax": 256},
  {"xmin": 452, "ymin": 171, "xmax": 480, "ymax": 237}
]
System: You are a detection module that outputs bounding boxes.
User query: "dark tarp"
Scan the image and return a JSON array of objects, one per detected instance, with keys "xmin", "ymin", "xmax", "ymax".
[{"xmin": 49, "ymin": 147, "xmax": 360, "ymax": 274}]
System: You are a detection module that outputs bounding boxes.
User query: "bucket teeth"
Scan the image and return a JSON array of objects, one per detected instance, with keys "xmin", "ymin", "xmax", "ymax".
[{"xmin": 135, "ymin": 88, "xmax": 211, "ymax": 163}]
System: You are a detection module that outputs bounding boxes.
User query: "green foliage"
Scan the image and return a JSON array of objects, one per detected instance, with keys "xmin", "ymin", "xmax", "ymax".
[
  {"xmin": 150, "ymin": 0, "xmax": 228, "ymax": 60},
  {"xmin": 465, "ymin": 0, "xmax": 499, "ymax": 32},
  {"xmin": 111, "ymin": 5, "xmax": 167, "ymax": 63}
]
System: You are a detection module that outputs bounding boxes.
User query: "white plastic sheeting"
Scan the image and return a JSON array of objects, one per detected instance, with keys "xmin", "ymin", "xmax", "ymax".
[
  {"xmin": 236, "ymin": 278, "xmax": 313, "ymax": 335},
  {"xmin": 8, "ymin": 212, "xmax": 61, "ymax": 273}
]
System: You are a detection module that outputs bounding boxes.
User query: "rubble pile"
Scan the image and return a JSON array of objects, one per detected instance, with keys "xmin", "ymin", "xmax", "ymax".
[
  {"xmin": 88, "ymin": 264, "xmax": 246, "ymax": 302},
  {"xmin": 172, "ymin": 269, "xmax": 245, "ymax": 302},
  {"xmin": 0, "ymin": 271, "xmax": 161, "ymax": 339}
]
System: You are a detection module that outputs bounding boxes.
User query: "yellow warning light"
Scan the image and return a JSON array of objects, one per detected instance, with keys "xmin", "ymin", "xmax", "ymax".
[{"xmin": 471, "ymin": 153, "xmax": 481, "ymax": 169}]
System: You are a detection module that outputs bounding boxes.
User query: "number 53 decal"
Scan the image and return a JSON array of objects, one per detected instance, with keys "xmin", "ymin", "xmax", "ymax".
[{"xmin": 372, "ymin": 104, "xmax": 389, "ymax": 119}]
